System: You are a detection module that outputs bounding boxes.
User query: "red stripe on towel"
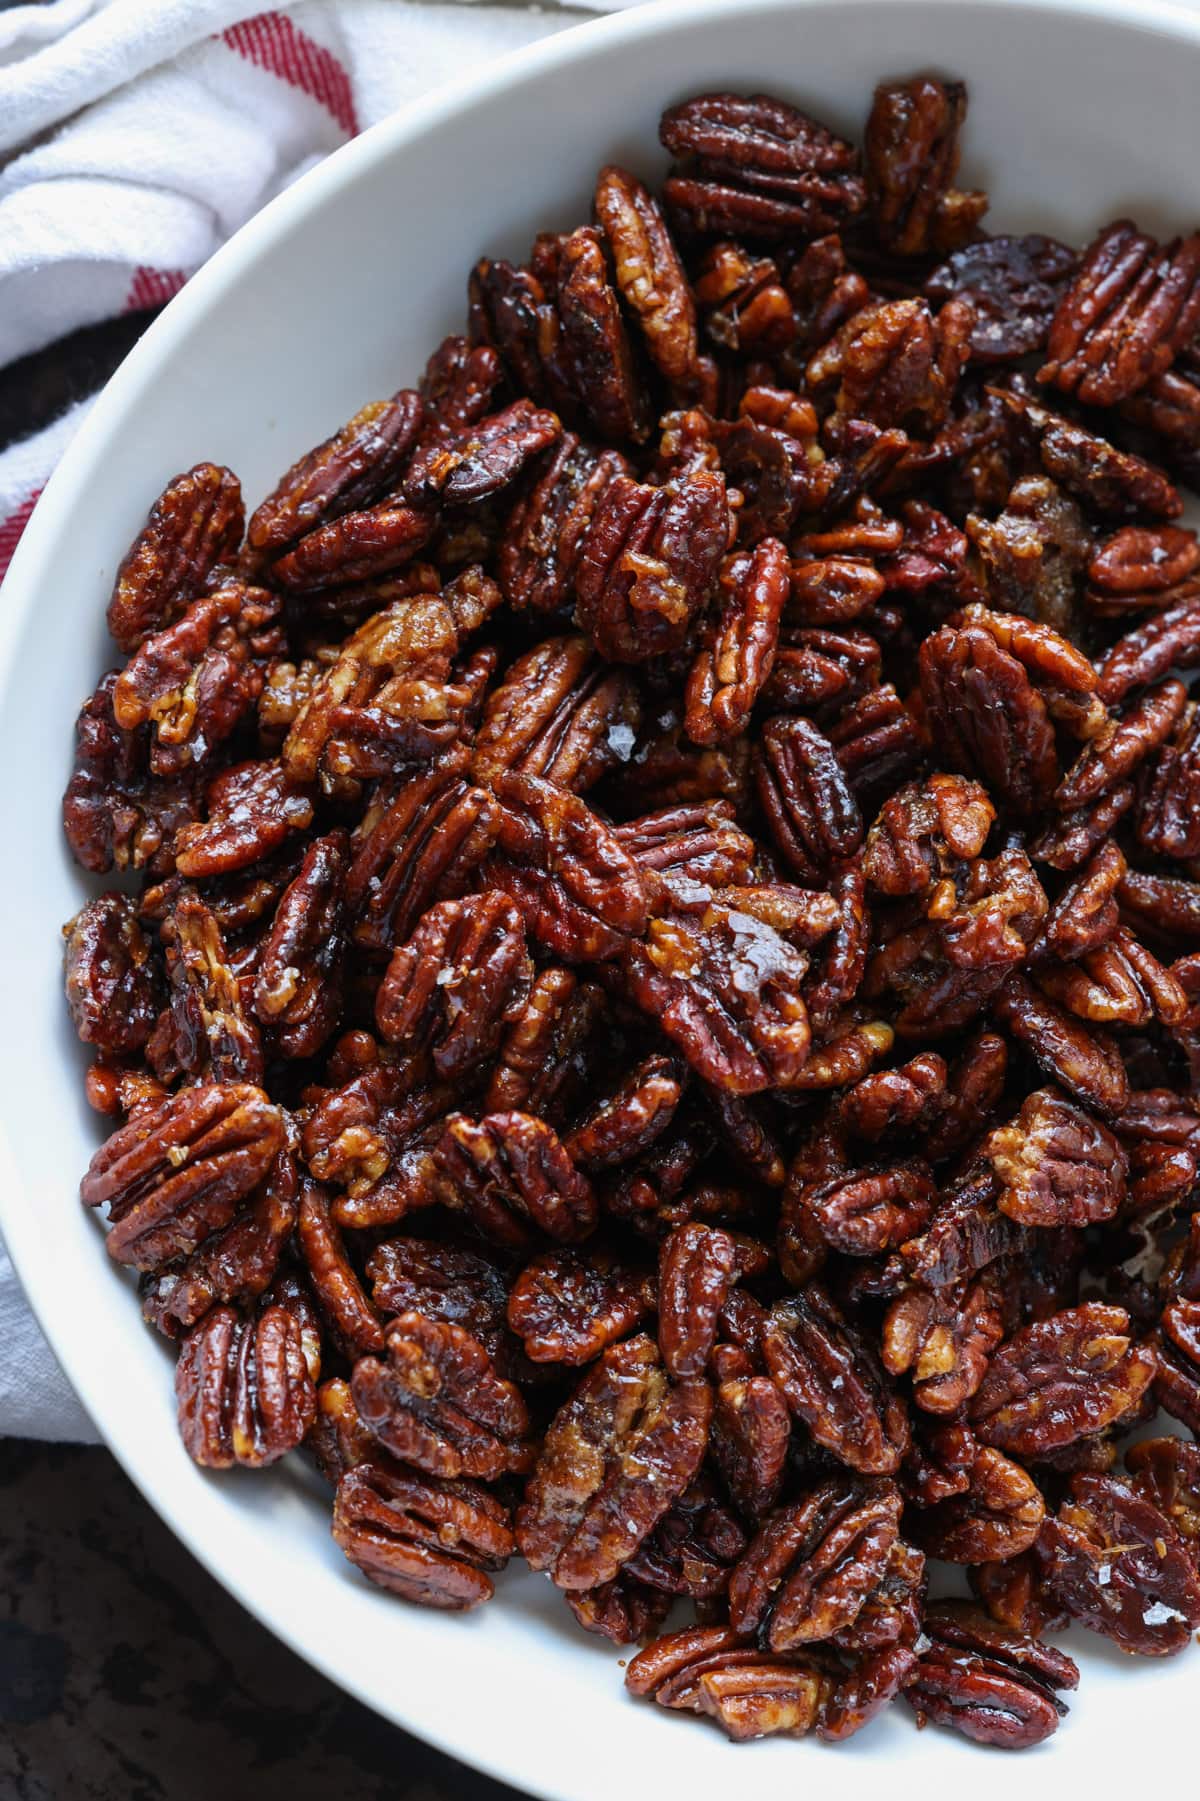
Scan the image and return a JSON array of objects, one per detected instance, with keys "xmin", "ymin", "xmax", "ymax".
[
  {"xmin": 222, "ymin": 12, "xmax": 359, "ymax": 137},
  {"xmin": 125, "ymin": 267, "xmax": 187, "ymax": 313},
  {"xmin": 0, "ymin": 488, "xmax": 43, "ymax": 583}
]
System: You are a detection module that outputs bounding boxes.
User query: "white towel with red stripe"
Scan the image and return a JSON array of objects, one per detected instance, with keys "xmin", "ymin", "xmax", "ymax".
[{"xmin": 0, "ymin": 0, "xmax": 643, "ymax": 1442}]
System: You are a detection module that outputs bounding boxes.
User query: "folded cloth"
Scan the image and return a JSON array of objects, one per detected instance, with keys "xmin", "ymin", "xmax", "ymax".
[{"xmin": 0, "ymin": 0, "xmax": 643, "ymax": 1443}]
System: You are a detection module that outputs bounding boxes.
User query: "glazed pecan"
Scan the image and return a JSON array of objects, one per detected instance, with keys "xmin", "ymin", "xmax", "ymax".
[
  {"xmin": 595, "ymin": 165, "xmax": 713, "ymax": 402},
  {"xmin": 174, "ymin": 759, "xmax": 314, "ymax": 879},
  {"xmin": 763, "ymin": 1287, "xmax": 908, "ymax": 1475},
  {"xmin": 754, "ymin": 714, "xmax": 862, "ymax": 881},
  {"xmin": 693, "ymin": 240, "xmax": 796, "ymax": 355},
  {"xmin": 864, "ymin": 75, "xmax": 986, "ymax": 255},
  {"xmin": 175, "ymin": 1300, "xmax": 316, "ymax": 1468},
  {"xmin": 1155, "ymin": 1298, "xmax": 1200, "ymax": 1433},
  {"xmin": 991, "ymin": 970, "xmax": 1129, "ymax": 1115},
  {"xmin": 82, "ymin": 1083, "xmax": 282, "ymax": 1271},
  {"xmin": 622, "ymin": 887, "xmax": 812, "ymax": 1094},
  {"xmin": 107, "ymin": 464, "xmax": 244, "ymax": 652},
  {"xmin": 516, "ymin": 1333, "xmax": 711, "ymax": 1590},
  {"xmin": 966, "ymin": 476, "xmax": 1092, "ymax": 636},
  {"xmin": 63, "ymin": 893, "xmax": 160, "ymax": 1056},
  {"xmin": 969, "ymin": 1303, "xmax": 1155, "ymax": 1457},
  {"xmin": 352, "ymin": 1311, "xmax": 532, "ymax": 1480},
  {"xmin": 573, "ymin": 469, "xmax": 730, "ymax": 663},
  {"xmin": 807, "ymin": 297, "xmax": 972, "ymax": 434},
  {"xmin": 295, "ymin": 1178, "xmax": 385, "ymax": 1355},
  {"xmin": 486, "ymin": 771, "xmax": 647, "ymax": 961},
  {"xmin": 1036, "ymin": 1472, "xmax": 1200, "ymax": 1655},
  {"xmin": 245, "ymin": 389, "xmax": 423, "ymax": 559},
  {"xmin": 251, "ymin": 831, "xmax": 348, "ymax": 1058},
  {"xmin": 506, "ymin": 1247, "xmax": 654, "ymax": 1364},
  {"xmin": 626, "ymin": 1625, "xmax": 831, "ymax": 1741},
  {"xmin": 862, "ymin": 773, "xmax": 994, "ymax": 896},
  {"xmin": 435, "ymin": 1109, "xmax": 597, "ymax": 1246},
  {"xmin": 470, "ymin": 635, "xmax": 639, "ymax": 792},
  {"xmin": 1039, "ymin": 220, "xmax": 1200, "ymax": 406},
  {"xmin": 374, "ymin": 893, "xmax": 531, "ymax": 1078},
  {"xmin": 903, "ymin": 1601, "xmax": 1078, "ymax": 1749},
  {"xmin": 684, "ymin": 540, "xmax": 788, "ymax": 745},
  {"xmin": 727, "ymin": 1476, "xmax": 902, "ymax": 1649},
  {"xmin": 909, "ymin": 1446, "xmax": 1045, "ymax": 1563},
  {"xmin": 611, "ymin": 802, "xmax": 757, "ymax": 904},
  {"xmin": 927, "ymin": 236, "xmax": 1077, "ymax": 362},
  {"xmin": 62, "ymin": 672, "xmax": 201, "ymax": 878},
  {"xmin": 983, "ymin": 1088, "xmax": 1127, "ymax": 1225},
  {"xmin": 484, "ymin": 966, "xmax": 602, "ymax": 1116},
  {"xmin": 660, "ymin": 92, "xmax": 865, "ymax": 241},
  {"xmin": 711, "ymin": 1371, "xmax": 792, "ymax": 1521},
  {"xmin": 624, "ymin": 1476, "xmax": 747, "ymax": 1598},
  {"xmin": 564, "ymin": 1054, "xmax": 686, "ymax": 1169},
  {"xmin": 498, "ymin": 434, "xmax": 629, "ymax": 614},
  {"xmin": 333, "ymin": 1460, "xmax": 514, "ymax": 1609},
  {"xmin": 1001, "ymin": 388, "xmax": 1182, "ymax": 519},
  {"xmin": 882, "ymin": 1275, "xmax": 1004, "ymax": 1415}
]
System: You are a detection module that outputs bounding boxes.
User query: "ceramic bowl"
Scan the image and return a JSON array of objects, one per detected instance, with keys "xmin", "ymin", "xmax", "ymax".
[{"xmin": 3, "ymin": 1, "xmax": 1199, "ymax": 1793}]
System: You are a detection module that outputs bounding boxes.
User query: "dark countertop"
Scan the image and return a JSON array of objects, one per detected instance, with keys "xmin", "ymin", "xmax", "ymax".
[{"xmin": 1, "ymin": 1437, "xmax": 523, "ymax": 1801}]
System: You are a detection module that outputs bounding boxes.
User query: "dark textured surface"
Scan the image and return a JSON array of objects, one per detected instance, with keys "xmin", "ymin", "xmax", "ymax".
[{"xmin": 0, "ymin": 1437, "xmax": 523, "ymax": 1800}]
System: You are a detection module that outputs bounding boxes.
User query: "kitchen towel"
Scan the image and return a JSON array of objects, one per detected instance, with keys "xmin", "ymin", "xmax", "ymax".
[{"xmin": 0, "ymin": 0, "xmax": 645, "ymax": 1442}]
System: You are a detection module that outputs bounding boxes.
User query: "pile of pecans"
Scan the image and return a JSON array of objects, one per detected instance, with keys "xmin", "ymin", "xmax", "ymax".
[{"xmin": 61, "ymin": 73, "xmax": 1200, "ymax": 1751}]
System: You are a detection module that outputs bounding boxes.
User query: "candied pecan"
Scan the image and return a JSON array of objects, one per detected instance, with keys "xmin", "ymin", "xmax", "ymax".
[
  {"xmin": 565, "ymin": 1574, "xmax": 672, "ymax": 1644},
  {"xmin": 141, "ymin": 1143, "xmax": 298, "ymax": 1338},
  {"xmin": 82, "ymin": 1083, "xmax": 282, "ymax": 1271},
  {"xmin": 175, "ymin": 1299, "xmax": 315, "ymax": 1469},
  {"xmin": 564, "ymin": 1054, "xmax": 685, "ymax": 1169},
  {"xmin": 625, "ymin": 1476, "xmax": 747, "ymax": 1598},
  {"xmin": 295, "ymin": 1178, "xmax": 384, "ymax": 1356},
  {"xmin": 684, "ymin": 540, "xmax": 788, "ymax": 745},
  {"xmin": 1126, "ymin": 1436, "xmax": 1200, "ymax": 1564},
  {"xmin": 622, "ymin": 889, "xmax": 812, "ymax": 1094},
  {"xmin": 1030, "ymin": 780, "xmax": 1136, "ymax": 870},
  {"xmin": 910, "ymin": 1445, "xmax": 1045, "ymax": 1563},
  {"xmin": 365, "ymin": 1237, "xmax": 508, "ymax": 1347},
  {"xmin": 882, "ymin": 1275, "xmax": 1004, "ymax": 1415},
  {"xmin": 612, "ymin": 802, "xmax": 757, "ymax": 907},
  {"xmin": 485, "ymin": 966, "xmax": 602, "ymax": 1116},
  {"xmin": 903, "ymin": 1601, "xmax": 1077, "ymax": 1749},
  {"xmin": 966, "ymin": 477, "xmax": 1092, "ymax": 637},
  {"xmin": 991, "ymin": 970, "xmax": 1128, "ymax": 1115},
  {"xmin": 1098, "ymin": 593, "xmax": 1200, "ymax": 706},
  {"xmin": 1155, "ymin": 1298, "xmax": 1200, "ymax": 1433},
  {"xmin": 470, "ymin": 636, "xmax": 639, "ymax": 792},
  {"xmin": 155, "ymin": 890, "xmax": 261, "ymax": 1084},
  {"xmin": 1119, "ymin": 866, "xmax": 1200, "ymax": 942},
  {"xmin": 1036, "ymin": 1471, "xmax": 1200, "ymax": 1655},
  {"xmin": 63, "ymin": 672, "xmax": 201, "ymax": 877},
  {"xmin": 657, "ymin": 1223, "xmax": 750, "ymax": 1381},
  {"xmin": 302, "ymin": 1051, "xmax": 453, "ymax": 1229},
  {"xmin": 711, "ymin": 1372, "xmax": 791, "ymax": 1521},
  {"xmin": 785, "ymin": 552, "xmax": 884, "ymax": 624},
  {"xmin": 112, "ymin": 582, "xmax": 281, "ymax": 776},
  {"xmin": 419, "ymin": 336, "xmax": 503, "ymax": 434},
  {"xmin": 863, "ymin": 773, "xmax": 993, "ymax": 896},
  {"xmin": 404, "ymin": 399, "xmax": 561, "ymax": 509},
  {"xmin": 516, "ymin": 1333, "xmax": 711, "ymax": 1590},
  {"xmin": 174, "ymin": 759, "xmax": 313, "ymax": 879},
  {"xmin": 550, "ymin": 226, "xmax": 653, "ymax": 445},
  {"xmin": 498, "ymin": 434, "xmax": 629, "ymax": 615},
  {"xmin": 332, "ymin": 1460, "xmax": 514, "ymax": 1610},
  {"xmin": 345, "ymin": 766, "xmax": 495, "ymax": 958},
  {"xmin": 627, "ymin": 1624, "xmax": 831, "ymax": 1740},
  {"xmin": 485, "ymin": 771, "xmax": 647, "ymax": 961},
  {"xmin": 763, "ymin": 1287, "xmax": 909, "ymax": 1474},
  {"xmin": 728, "ymin": 1476, "xmax": 902, "ymax": 1649},
  {"xmin": 250, "ymin": 831, "xmax": 348, "ymax": 1058},
  {"xmin": 835, "ymin": 1053, "xmax": 947, "ymax": 1144},
  {"xmin": 352, "ymin": 1311, "xmax": 531, "ymax": 1480},
  {"xmin": 760, "ymin": 625, "xmax": 881, "ymax": 717},
  {"xmin": 1036, "ymin": 925, "xmax": 1187, "ymax": 1028},
  {"xmin": 802, "ymin": 862, "xmax": 870, "ymax": 1037},
  {"xmin": 693, "ymin": 240, "xmax": 795, "ymax": 356},
  {"xmin": 970, "ymin": 1302, "xmax": 1155, "ymax": 1456},
  {"xmin": 1056, "ymin": 679, "xmax": 1186, "ymax": 809},
  {"xmin": 1040, "ymin": 220, "xmax": 1200, "ymax": 405},
  {"xmin": 754, "ymin": 714, "xmax": 862, "ymax": 881},
  {"xmin": 107, "ymin": 464, "xmax": 244, "ymax": 652},
  {"xmin": 271, "ymin": 493, "xmax": 436, "ymax": 591},
  {"xmin": 594, "ymin": 165, "xmax": 713, "ymax": 402},
  {"xmin": 1039, "ymin": 840, "xmax": 1125, "ymax": 960},
  {"xmin": 1139, "ymin": 701, "xmax": 1200, "ymax": 857},
  {"xmin": 436, "ymin": 1109, "xmax": 597, "ymax": 1246},
  {"xmin": 1089, "ymin": 522, "xmax": 1200, "ymax": 602},
  {"xmin": 864, "ymin": 75, "xmax": 985, "ymax": 256},
  {"xmin": 919, "ymin": 618, "xmax": 1057, "ymax": 816},
  {"xmin": 660, "ymin": 92, "xmax": 865, "ymax": 241},
  {"xmin": 507, "ymin": 1248, "xmax": 654, "ymax": 1364},
  {"xmin": 829, "ymin": 681, "xmax": 923, "ymax": 805},
  {"xmin": 468, "ymin": 253, "xmax": 572, "ymax": 414},
  {"xmin": 786, "ymin": 1161, "xmax": 935, "ymax": 1264},
  {"xmin": 984, "ymin": 1087, "xmax": 1127, "ymax": 1226},
  {"xmin": 574, "ymin": 469, "xmax": 729, "ymax": 664},
  {"xmin": 245, "ymin": 390, "xmax": 423, "ymax": 559},
  {"xmin": 899, "ymin": 1169, "xmax": 1024, "ymax": 1289},
  {"xmin": 63, "ymin": 893, "xmax": 160, "ymax": 1056},
  {"xmin": 1000, "ymin": 388, "xmax": 1182, "ymax": 518},
  {"xmin": 374, "ymin": 893, "xmax": 531, "ymax": 1079},
  {"xmin": 926, "ymin": 235, "xmax": 1077, "ymax": 362},
  {"xmin": 807, "ymin": 297, "xmax": 972, "ymax": 433}
]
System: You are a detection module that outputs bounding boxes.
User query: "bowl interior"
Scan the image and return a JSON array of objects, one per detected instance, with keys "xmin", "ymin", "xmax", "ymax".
[{"xmin": 2, "ymin": 1, "xmax": 1199, "ymax": 1795}]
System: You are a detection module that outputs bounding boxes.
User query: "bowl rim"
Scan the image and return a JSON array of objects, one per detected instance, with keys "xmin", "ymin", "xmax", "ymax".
[{"xmin": 5, "ymin": 0, "xmax": 1200, "ymax": 1790}]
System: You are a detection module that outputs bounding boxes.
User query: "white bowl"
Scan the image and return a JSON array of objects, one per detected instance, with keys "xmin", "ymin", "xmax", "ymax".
[{"xmin": 3, "ymin": 0, "xmax": 1200, "ymax": 1792}]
